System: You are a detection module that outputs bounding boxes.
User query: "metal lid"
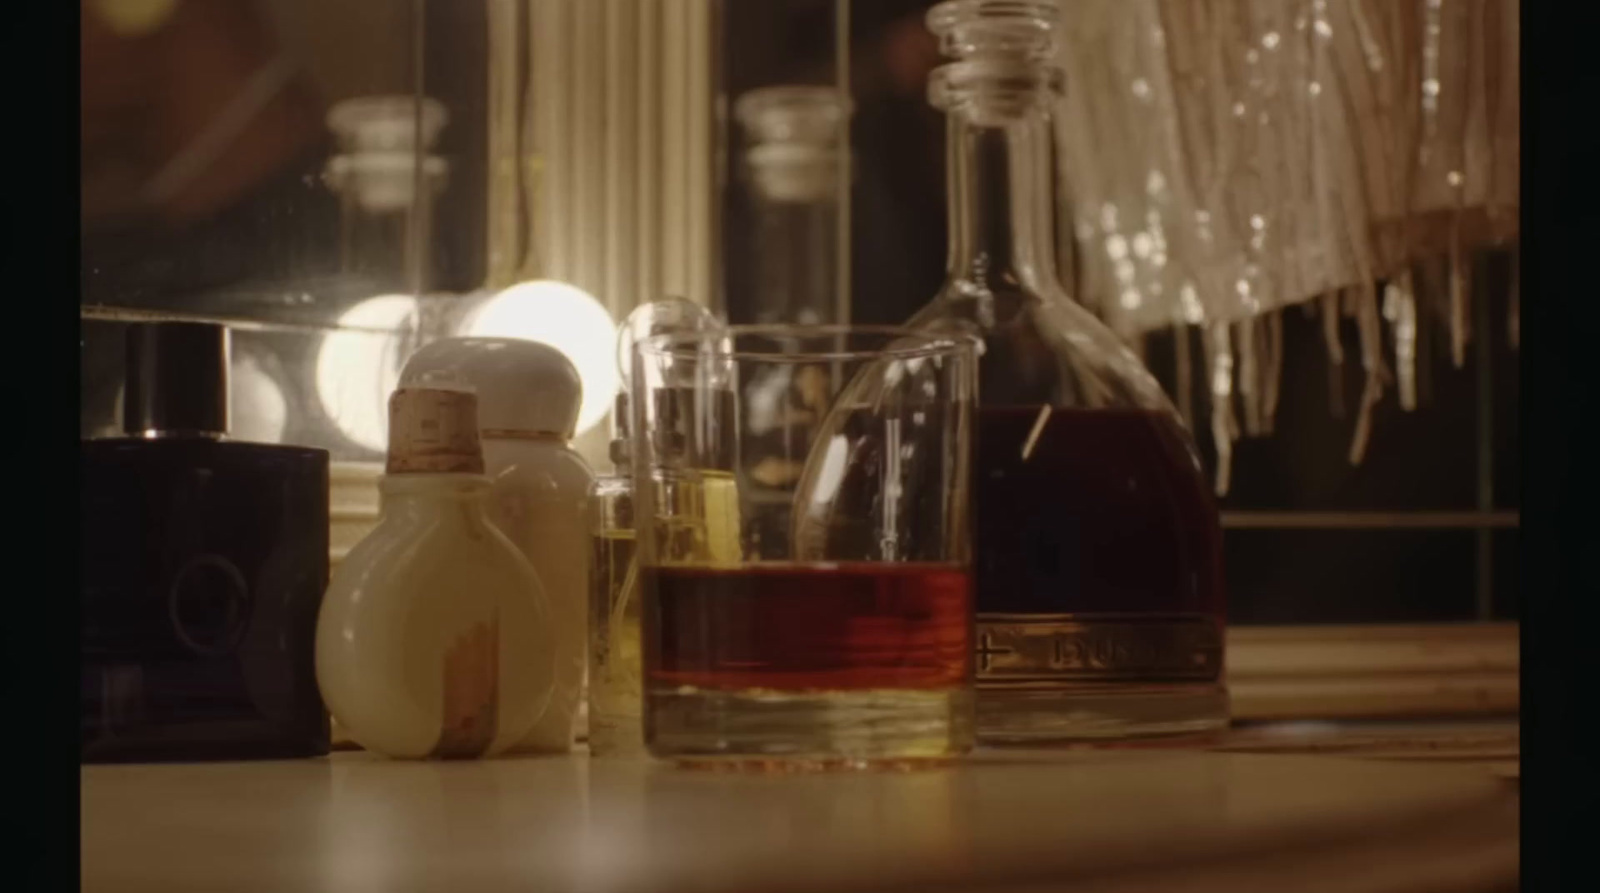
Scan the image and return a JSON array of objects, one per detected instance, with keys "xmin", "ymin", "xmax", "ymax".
[{"xmin": 123, "ymin": 321, "xmax": 229, "ymax": 438}]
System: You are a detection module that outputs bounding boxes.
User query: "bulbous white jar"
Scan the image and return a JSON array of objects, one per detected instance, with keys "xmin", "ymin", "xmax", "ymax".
[{"xmin": 316, "ymin": 387, "xmax": 555, "ymax": 759}]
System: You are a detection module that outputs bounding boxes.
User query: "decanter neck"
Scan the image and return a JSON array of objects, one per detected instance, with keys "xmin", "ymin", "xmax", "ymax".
[
  {"xmin": 927, "ymin": 0, "xmax": 1068, "ymax": 303},
  {"xmin": 944, "ymin": 104, "xmax": 1060, "ymax": 297}
]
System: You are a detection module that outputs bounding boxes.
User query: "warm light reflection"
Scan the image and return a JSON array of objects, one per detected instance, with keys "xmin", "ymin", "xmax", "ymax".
[
  {"xmin": 231, "ymin": 348, "xmax": 288, "ymax": 444},
  {"xmin": 463, "ymin": 280, "xmax": 618, "ymax": 435},
  {"xmin": 316, "ymin": 294, "xmax": 418, "ymax": 453}
]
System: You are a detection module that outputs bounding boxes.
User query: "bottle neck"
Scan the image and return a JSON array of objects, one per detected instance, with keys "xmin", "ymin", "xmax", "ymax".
[
  {"xmin": 379, "ymin": 474, "xmax": 493, "ymax": 517},
  {"xmin": 944, "ymin": 105, "xmax": 1059, "ymax": 297}
]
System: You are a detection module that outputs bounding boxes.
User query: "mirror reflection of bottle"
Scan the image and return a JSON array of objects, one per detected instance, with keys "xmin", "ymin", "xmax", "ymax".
[
  {"xmin": 736, "ymin": 86, "xmax": 849, "ymax": 328},
  {"xmin": 323, "ymin": 96, "xmax": 450, "ymax": 295}
]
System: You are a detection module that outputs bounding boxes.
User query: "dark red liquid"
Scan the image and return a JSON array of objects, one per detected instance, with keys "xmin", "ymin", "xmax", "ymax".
[
  {"xmin": 645, "ymin": 562, "xmax": 973, "ymax": 691},
  {"xmin": 975, "ymin": 406, "xmax": 1224, "ymax": 616}
]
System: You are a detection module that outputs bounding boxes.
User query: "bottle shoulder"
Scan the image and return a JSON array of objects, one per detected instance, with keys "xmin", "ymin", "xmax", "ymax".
[
  {"xmin": 483, "ymin": 443, "xmax": 595, "ymax": 495},
  {"xmin": 83, "ymin": 437, "xmax": 327, "ymax": 465},
  {"xmin": 82, "ymin": 439, "xmax": 329, "ymax": 501},
  {"xmin": 919, "ymin": 281, "xmax": 1114, "ymax": 338},
  {"xmin": 334, "ymin": 505, "xmax": 543, "ymax": 589},
  {"xmin": 915, "ymin": 284, "xmax": 1178, "ymax": 413}
]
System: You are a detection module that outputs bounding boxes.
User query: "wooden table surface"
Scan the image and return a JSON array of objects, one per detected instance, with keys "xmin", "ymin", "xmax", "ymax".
[{"xmin": 81, "ymin": 744, "xmax": 1517, "ymax": 893}]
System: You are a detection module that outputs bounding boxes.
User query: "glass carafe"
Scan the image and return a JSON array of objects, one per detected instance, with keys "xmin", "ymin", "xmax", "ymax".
[{"xmin": 910, "ymin": 0, "xmax": 1226, "ymax": 742}]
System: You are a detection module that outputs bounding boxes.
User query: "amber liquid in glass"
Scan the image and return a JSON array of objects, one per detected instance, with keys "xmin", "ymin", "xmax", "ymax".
[{"xmin": 645, "ymin": 562, "xmax": 973, "ymax": 691}]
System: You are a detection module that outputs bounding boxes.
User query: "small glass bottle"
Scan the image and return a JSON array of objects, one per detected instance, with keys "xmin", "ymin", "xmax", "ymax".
[
  {"xmin": 910, "ymin": 1, "xmax": 1227, "ymax": 742},
  {"xmin": 316, "ymin": 385, "xmax": 555, "ymax": 759},
  {"xmin": 587, "ymin": 394, "xmax": 642, "ymax": 756}
]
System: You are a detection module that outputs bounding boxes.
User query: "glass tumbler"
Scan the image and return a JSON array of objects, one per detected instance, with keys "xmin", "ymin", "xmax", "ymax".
[{"xmin": 631, "ymin": 326, "xmax": 979, "ymax": 765}]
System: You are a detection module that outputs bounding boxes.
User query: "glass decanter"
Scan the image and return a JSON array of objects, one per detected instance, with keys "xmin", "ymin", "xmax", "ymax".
[{"xmin": 910, "ymin": 0, "xmax": 1227, "ymax": 742}]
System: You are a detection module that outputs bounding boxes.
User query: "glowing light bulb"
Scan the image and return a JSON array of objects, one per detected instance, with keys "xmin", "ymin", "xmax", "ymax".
[
  {"xmin": 463, "ymin": 280, "xmax": 618, "ymax": 434},
  {"xmin": 316, "ymin": 294, "xmax": 418, "ymax": 453}
]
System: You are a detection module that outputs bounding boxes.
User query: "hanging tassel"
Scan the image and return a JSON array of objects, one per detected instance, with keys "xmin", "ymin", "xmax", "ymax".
[
  {"xmin": 1448, "ymin": 215, "xmax": 1470, "ymax": 369},
  {"xmin": 1414, "ymin": 270, "xmax": 1434, "ymax": 408},
  {"xmin": 1348, "ymin": 283, "xmax": 1389, "ymax": 465},
  {"xmin": 1262, "ymin": 311, "xmax": 1284, "ymax": 434},
  {"xmin": 1508, "ymin": 242, "xmax": 1520, "ymax": 351},
  {"xmin": 1381, "ymin": 268, "xmax": 1419, "ymax": 410},
  {"xmin": 1322, "ymin": 291, "xmax": 1346, "ymax": 419},
  {"xmin": 1236, "ymin": 318, "xmax": 1261, "ymax": 437},
  {"xmin": 1205, "ymin": 322, "xmax": 1237, "ymax": 497},
  {"xmin": 1174, "ymin": 321, "xmax": 1195, "ymax": 431}
]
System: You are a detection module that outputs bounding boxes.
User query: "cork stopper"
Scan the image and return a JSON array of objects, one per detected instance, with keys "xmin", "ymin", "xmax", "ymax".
[{"xmin": 385, "ymin": 387, "xmax": 486, "ymax": 475}]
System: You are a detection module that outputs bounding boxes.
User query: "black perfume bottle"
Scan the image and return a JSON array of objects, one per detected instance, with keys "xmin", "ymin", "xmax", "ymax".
[{"xmin": 81, "ymin": 322, "xmax": 331, "ymax": 761}]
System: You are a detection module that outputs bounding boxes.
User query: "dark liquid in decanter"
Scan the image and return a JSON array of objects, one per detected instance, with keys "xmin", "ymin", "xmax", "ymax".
[{"xmin": 975, "ymin": 406, "xmax": 1224, "ymax": 618}]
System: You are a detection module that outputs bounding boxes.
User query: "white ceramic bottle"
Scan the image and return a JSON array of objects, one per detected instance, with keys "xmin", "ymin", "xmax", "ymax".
[
  {"xmin": 400, "ymin": 338, "xmax": 593, "ymax": 752},
  {"xmin": 315, "ymin": 385, "xmax": 555, "ymax": 759}
]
